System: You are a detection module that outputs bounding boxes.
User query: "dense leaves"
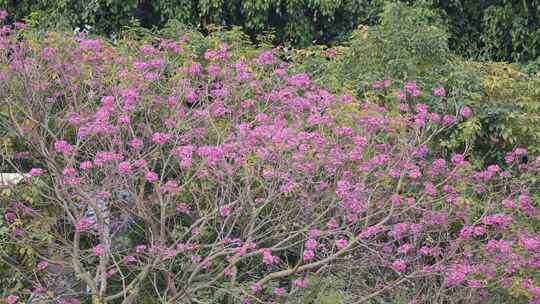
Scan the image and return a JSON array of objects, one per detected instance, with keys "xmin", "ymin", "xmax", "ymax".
[
  {"xmin": 1, "ymin": 0, "xmax": 539, "ymax": 61},
  {"xmin": 0, "ymin": 0, "xmax": 383, "ymax": 47},
  {"xmin": 284, "ymin": 2, "xmax": 540, "ymax": 165},
  {"xmin": 429, "ymin": 0, "xmax": 540, "ymax": 62}
]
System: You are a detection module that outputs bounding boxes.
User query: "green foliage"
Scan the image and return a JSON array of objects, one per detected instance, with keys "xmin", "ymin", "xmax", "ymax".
[
  {"xmin": 482, "ymin": 1, "xmax": 540, "ymax": 62},
  {"xmin": 427, "ymin": 0, "xmax": 540, "ymax": 62},
  {"xmin": 289, "ymin": 274, "xmax": 347, "ymax": 304},
  {"xmin": 282, "ymin": 1, "xmax": 540, "ymax": 165},
  {"xmin": 338, "ymin": 1, "xmax": 451, "ymax": 91},
  {"xmin": 283, "ymin": 1, "xmax": 451, "ymax": 96},
  {"xmin": 0, "ymin": 179, "xmax": 56, "ymax": 296},
  {"xmin": 433, "ymin": 61, "xmax": 540, "ymax": 163},
  {"xmin": 2, "ymin": 0, "xmax": 539, "ymax": 62},
  {"xmin": 0, "ymin": 0, "xmax": 142, "ymax": 32},
  {"xmin": 0, "ymin": 0, "xmax": 383, "ymax": 47},
  {"xmin": 153, "ymin": 0, "xmax": 385, "ymax": 46}
]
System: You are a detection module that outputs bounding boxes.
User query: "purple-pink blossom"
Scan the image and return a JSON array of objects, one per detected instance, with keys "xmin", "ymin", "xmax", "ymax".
[
  {"xmin": 250, "ymin": 283, "xmax": 262, "ymax": 293},
  {"xmin": 433, "ymin": 87, "xmax": 446, "ymax": 97},
  {"xmin": 92, "ymin": 244, "xmax": 107, "ymax": 257},
  {"xmin": 36, "ymin": 261, "xmax": 49, "ymax": 271},
  {"xmin": 335, "ymin": 239, "xmax": 348, "ymax": 250},
  {"xmin": 303, "ymin": 249, "xmax": 315, "ymax": 261},
  {"xmin": 28, "ymin": 168, "xmax": 44, "ymax": 177},
  {"xmin": 459, "ymin": 106, "xmax": 473, "ymax": 118},
  {"xmin": 75, "ymin": 217, "xmax": 95, "ymax": 232},
  {"xmin": 146, "ymin": 171, "xmax": 159, "ymax": 183},
  {"xmin": 6, "ymin": 295, "xmax": 19, "ymax": 304},
  {"xmin": 392, "ymin": 259, "xmax": 407, "ymax": 272}
]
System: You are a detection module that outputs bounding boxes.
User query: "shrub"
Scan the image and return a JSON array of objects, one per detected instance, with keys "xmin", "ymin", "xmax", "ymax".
[
  {"xmin": 440, "ymin": 61, "xmax": 540, "ymax": 161},
  {"xmin": 3, "ymin": 14, "xmax": 540, "ymax": 304},
  {"xmin": 286, "ymin": 2, "xmax": 452, "ymax": 99},
  {"xmin": 340, "ymin": 2, "xmax": 450, "ymax": 89},
  {"xmin": 286, "ymin": 2, "xmax": 540, "ymax": 166}
]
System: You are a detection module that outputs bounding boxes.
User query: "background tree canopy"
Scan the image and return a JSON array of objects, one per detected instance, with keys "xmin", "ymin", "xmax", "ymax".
[{"xmin": 1, "ymin": 0, "xmax": 539, "ymax": 62}]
